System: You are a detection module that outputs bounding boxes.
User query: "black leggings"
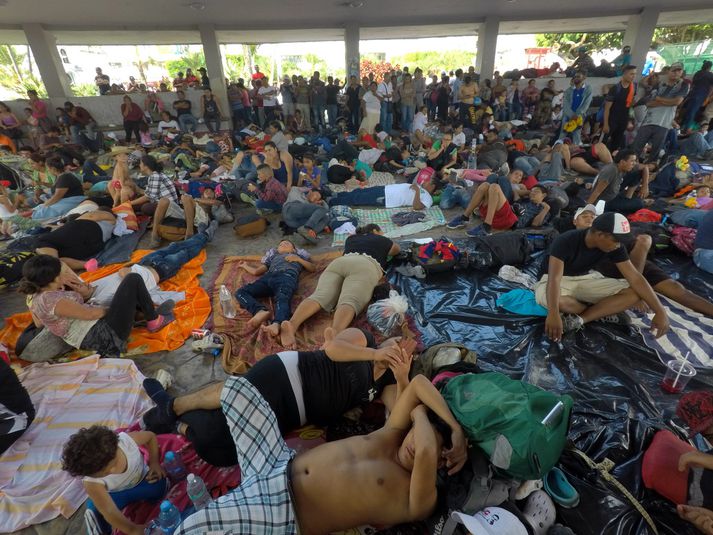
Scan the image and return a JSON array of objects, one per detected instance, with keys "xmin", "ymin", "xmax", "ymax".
[
  {"xmin": 103, "ymin": 273, "xmax": 157, "ymax": 340},
  {"xmin": 124, "ymin": 120, "xmax": 142, "ymax": 143},
  {"xmin": 35, "ymin": 219, "xmax": 104, "ymax": 260}
]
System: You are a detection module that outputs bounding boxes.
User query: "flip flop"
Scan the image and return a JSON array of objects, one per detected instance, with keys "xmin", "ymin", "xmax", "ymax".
[
  {"xmin": 543, "ymin": 467, "xmax": 580, "ymax": 508},
  {"xmin": 521, "ymin": 490, "xmax": 557, "ymax": 535}
]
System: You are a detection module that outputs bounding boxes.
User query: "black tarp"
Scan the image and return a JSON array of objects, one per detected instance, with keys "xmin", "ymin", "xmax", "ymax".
[{"xmin": 388, "ymin": 242, "xmax": 713, "ymax": 535}]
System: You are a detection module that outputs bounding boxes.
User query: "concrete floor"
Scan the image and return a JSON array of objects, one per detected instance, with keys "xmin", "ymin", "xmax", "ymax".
[{"xmin": 3, "ymin": 198, "xmax": 468, "ymax": 535}]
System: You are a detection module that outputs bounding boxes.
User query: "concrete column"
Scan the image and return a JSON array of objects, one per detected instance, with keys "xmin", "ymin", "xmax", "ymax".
[
  {"xmin": 476, "ymin": 17, "xmax": 499, "ymax": 81},
  {"xmin": 624, "ymin": 7, "xmax": 660, "ymax": 76},
  {"xmin": 199, "ymin": 24, "xmax": 229, "ymax": 121},
  {"xmin": 22, "ymin": 24, "xmax": 72, "ymax": 98},
  {"xmin": 345, "ymin": 22, "xmax": 360, "ymax": 79}
]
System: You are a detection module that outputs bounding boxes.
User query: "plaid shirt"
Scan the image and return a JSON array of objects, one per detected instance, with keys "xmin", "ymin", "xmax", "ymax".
[
  {"xmin": 145, "ymin": 172, "xmax": 179, "ymax": 203},
  {"xmin": 258, "ymin": 178, "xmax": 288, "ymax": 204}
]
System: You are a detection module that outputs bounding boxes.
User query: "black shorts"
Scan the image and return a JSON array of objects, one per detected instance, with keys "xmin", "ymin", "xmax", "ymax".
[
  {"xmin": 34, "ymin": 219, "xmax": 104, "ymax": 260},
  {"xmin": 572, "ymin": 147, "xmax": 599, "ymax": 168},
  {"xmin": 643, "ymin": 261, "xmax": 671, "ymax": 287}
]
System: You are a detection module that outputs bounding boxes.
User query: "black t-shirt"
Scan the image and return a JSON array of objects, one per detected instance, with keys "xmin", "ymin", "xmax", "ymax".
[
  {"xmin": 298, "ymin": 350, "xmax": 395, "ymax": 426},
  {"xmin": 174, "ymin": 99, "xmax": 192, "ymax": 116},
  {"xmin": 0, "ymin": 359, "xmax": 35, "ymax": 452},
  {"xmin": 605, "ymin": 82, "xmax": 634, "ymax": 122},
  {"xmin": 326, "ymin": 85, "xmax": 340, "ymax": 105},
  {"xmin": 54, "ymin": 173, "xmax": 84, "ymax": 198},
  {"xmin": 343, "ymin": 233, "xmax": 394, "ymax": 270},
  {"xmin": 346, "ymin": 86, "xmax": 361, "ymax": 108},
  {"xmin": 550, "ymin": 229, "xmax": 629, "ymax": 276}
]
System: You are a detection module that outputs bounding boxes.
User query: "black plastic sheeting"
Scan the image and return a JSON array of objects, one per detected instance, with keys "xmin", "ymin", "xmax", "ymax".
[{"xmin": 389, "ymin": 241, "xmax": 713, "ymax": 535}]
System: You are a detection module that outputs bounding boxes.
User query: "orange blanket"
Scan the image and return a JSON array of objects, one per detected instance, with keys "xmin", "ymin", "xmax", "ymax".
[{"xmin": 0, "ymin": 250, "xmax": 210, "ymax": 363}]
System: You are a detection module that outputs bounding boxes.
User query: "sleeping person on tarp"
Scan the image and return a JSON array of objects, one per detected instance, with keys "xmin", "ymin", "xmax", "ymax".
[{"xmin": 535, "ymin": 212, "xmax": 670, "ymax": 341}]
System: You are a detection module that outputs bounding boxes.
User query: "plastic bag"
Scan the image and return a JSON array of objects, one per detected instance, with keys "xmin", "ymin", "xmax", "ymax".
[{"xmin": 366, "ymin": 290, "xmax": 409, "ymax": 337}]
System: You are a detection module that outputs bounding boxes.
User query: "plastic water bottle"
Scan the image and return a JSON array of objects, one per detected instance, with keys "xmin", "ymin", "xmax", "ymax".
[
  {"xmin": 157, "ymin": 500, "xmax": 181, "ymax": 534},
  {"xmin": 467, "ymin": 139, "xmax": 477, "ymax": 169},
  {"xmin": 478, "ymin": 133, "xmax": 484, "ymax": 144},
  {"xmin": 219, "ymin": 285, "xmax": 236, "ymax": 319},
  {"xmin": 163, "ymin": 450, "xmax": 187, "ymax": 484},
  {"xmin": 186, "ymin": 473, "xmax": 213, "ymax": 511}
]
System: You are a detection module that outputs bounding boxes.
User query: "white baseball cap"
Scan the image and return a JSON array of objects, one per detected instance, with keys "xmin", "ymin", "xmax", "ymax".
[
  {"xmin": 451, "ymin": 508, "xmax": 528, "ymax": 535},
  {"xmin": 573, "ymin": 203, "xmax": 598, "ymax": 221}
]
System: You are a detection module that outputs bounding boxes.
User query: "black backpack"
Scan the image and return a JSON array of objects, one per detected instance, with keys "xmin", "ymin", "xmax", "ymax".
[{"xmin": 471, "ymin": 231, "xmax": 532, "ymax": 268}]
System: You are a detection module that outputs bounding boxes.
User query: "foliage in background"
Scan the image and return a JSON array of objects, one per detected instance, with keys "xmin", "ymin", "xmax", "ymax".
[
  {"xmin": 0, "ymin": 45, "xmax": 47, "ymax": 99},
  {"xmin": 164, "ymin": 49, "xmax": 206, "ymax": 76},
  {"xmin": 359, "ymin": 59, "xmax": 400, "ymax": 80},
  {"xmin": 70, "ymin": 82, "xmax": 98, "ymax": 97},
  {"xmin": 390, "ymin": 50, "xmax": 477, "ymax": 74}
]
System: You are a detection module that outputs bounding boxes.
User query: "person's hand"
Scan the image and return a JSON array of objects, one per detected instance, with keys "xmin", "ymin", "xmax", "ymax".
[
  {"xmin": 632, "ymin": 300, "xmax": 651, "ymax": 314},
  {"xmin": 677, "ymin": 504, "xmax": 713, "ymax": 535},
  {"xmin": 541, "ymin": 202, "xmax": 551, "ymax": 212},
  {"xmin": 247, "ymin": 183, "xmax": 257, "ymax": 192},
  {"xmin": 374, "ymin": 345, "xmax": 403, "ymax": 367},
  {"xmin": 444, "ymin": 426, "xmax": 468, "ymax": 475},
  {"xmin": 146, "ymin": 461, "xmax": 166, "ymax": 483},
  {"xmin": 679, "ymin": 450, "xmax": 707, "ymax": 472},
  {"xmin": 389, "ymin": 351, "xmax": 413, "ymax": 385},
  {"xmin": 602, "ymin": 124, "xmax": 610, "ymax": 134},
  {"xmin": 545, "ymin": 312, "xmax": 563, "ymax": 342},
  {"xmin": 651, "ymin": 312, "xmax": 669, "ymax": 338},
  {"xmin": 284, "ymin": 254, "xmax": 302, "ymax": 263},
  {"xmin": 639, "ymin": 185, "xmax": 650, "ymax": 199},
  {"xmin": 398, "ymin": 336, "xmax": 418, "ymax": 358},
  {"xmin": 238, "ymin": 261, "xmax": 250, "ymax": 270}
]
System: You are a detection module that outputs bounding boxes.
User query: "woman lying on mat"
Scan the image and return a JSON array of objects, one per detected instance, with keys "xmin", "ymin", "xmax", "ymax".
[
  {"xmin": 141, "ymin": 328, "xmax": 415, "ymax": 467},
  {"xmin": 279, "ymin": 224, "xmax": 400, "ymax": 348},
  {"xmin": 19, "ymin": 255, "xmax": 175, "ymax": 357}
]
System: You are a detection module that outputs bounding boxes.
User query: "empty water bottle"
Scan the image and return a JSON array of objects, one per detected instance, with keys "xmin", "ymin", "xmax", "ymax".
[
  {"xmin": 219, "ymin": 285, "xmax": 237, "ymax": 319},
  {"xmin": 157, "ymin": 500, "xmax": 181, "ymax": 535},
  {"xmin": 163, "ymin": 450, "xmax": 187, "ymax": 484},
  {"xmin": 187, "ymin": 473, "xmax": 213, "ymax": 511}
]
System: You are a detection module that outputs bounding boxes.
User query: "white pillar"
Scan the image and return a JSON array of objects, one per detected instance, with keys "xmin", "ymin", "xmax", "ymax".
[
  {"xmin": 345, "ymin": 22, "xmax": 360, "ymax": 79},
  {"xmin": 22, "ymin": 23, "xmax": 72, "ymax": 98},
  {"xmin": 199, "ymin": 24, "xmax": 229, "ymax": 120},
  {"xmin": 624, "ymin": 7, "xmax": 660, "ymax": 75},
  {"xmin": 476, "ymin": 17, "xmax": 499, "ymax": 81}
]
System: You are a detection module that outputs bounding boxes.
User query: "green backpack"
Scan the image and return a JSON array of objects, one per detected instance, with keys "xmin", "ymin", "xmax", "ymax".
[{"xmin": 442, "ymin": 372, "xmax": 573, "ymax": 481}]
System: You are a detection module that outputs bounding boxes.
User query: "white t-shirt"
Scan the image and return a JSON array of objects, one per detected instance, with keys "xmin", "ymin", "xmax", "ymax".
[
  {"xmin": 258, "ymin": 86, "xmax": 278, "ymax": 106},
  {"xmin": 452, "ymin": 132, "xmax": 466, "ymax": 147},
  {"xmin": 362, "ymin": 91, "xmax": 381, "ymax": 114},
  {"xmin": 0, "ymin": 204, "xmax": 18, "ymax": 219},
  {"xmin": 384, "ymin": 183, "xmax": 433, "ymax": 209},
  {"xmin": 83, "ymin": 432, "xmax": 147, "ymax": 492},
  {"xmin": 377, "ymin": 82, "xmax": 393, "ymax": 102},
  {"xmin": 90, "ymin": 265, "xmax": 157, "ymax": 306},
  {"xmin": 157, "ymin": 120, "xmax": 179, "ymax": 133},
  {"xmin": 412, "ymin": 112, "xmax": 427, "ymax": 133}
]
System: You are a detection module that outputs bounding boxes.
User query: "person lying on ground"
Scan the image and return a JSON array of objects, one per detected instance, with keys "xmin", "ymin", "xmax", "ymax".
[
  {"xmin": 174, "ymin": 370, "xmax": 467, "ymax": 534},
  {"xmin": 142, "ymin": 328, "xmax": 416, "ymax": 467},
  {"xmin": 568, "ymin": 141, "xmax": 613, "ymax": 176},
  {"xmin": 34, "ymin": 209, "xmax": 117, "ymax": 271},
  {"xmin": 236, "ymin": 239, "xmax": 315, "ymax": 335},
  {"xmin": 587, "ymin": 149, "xmax": 653, "ymax": 215},
  {"xmin": 281, "ymin": 187, "xmax": 330, "ymax": 244},
  {"xmin": 280, "ymin": 224, "xmax": 400, "ymax": 348},
  {"xmin": 328, "ymin": 181, "xmax": 434, "ymax": 210},
  {"xmin": 62, "ymin": 426, "xmax": 166, "ymax": 535},
  {"xmin": 534, "ymin": 142, "xmax": 572, "ymax": 183},
  {"xmin": 476, "ymin": 128, "xmax": 508, "ymax": 173},
  {"xmin": 19, "ymin": 254, "xmax": 174, "ymax": 357},
  {"xmin": 516, "ymin": 184, "xmax": 552, "ymax": 229},
  {"xmin": 538, "ymin": 212, "xmax": 669, "ymax": 342}
]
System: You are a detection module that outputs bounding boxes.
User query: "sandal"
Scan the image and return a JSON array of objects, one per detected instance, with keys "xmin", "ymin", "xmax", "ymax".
[
  {"xmin": 522, "ymin": 490, "xmax": 557, "ymax": 535},
  {"xmin": 543, "ymin": 467, "xmax": 580, "ymax": 508}
]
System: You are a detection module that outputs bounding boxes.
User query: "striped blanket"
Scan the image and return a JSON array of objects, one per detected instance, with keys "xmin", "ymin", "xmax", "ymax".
[
  {"xmin": 0, "ymin": 357, "xmax": 153, "ymax": 533},
  {"xmin": 630, "ymin": 295, "xmax": 713, "ymax": 369},
  {"xmin": 327, "ymin": 171, "xmax": 396, "ymax": 193},
  {"xmin": 332, "ymin": 206, "xmax": 446, "ymax": 247}
]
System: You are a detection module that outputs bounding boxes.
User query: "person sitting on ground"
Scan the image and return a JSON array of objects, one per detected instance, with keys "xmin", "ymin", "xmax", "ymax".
[
  {"xmin": 31, "ymin": 170, "xmax": 86, "ymax": 220},
  {"xmin": 426, "ymin": 132, "xmax": 458, "ymax": 177},
  {"xmin": 142, "ymin": 328, "xmax": 415, "ymax": 467},
  {"xmin": 62, "ymin": 426, "xmax": 166, "ymax": 535},
  {"xmin": 107, "ymin": 147, "xmax": 140, "ymax": 207},
  {"xmin": 244, "ymin": 163, "xmax": 288, "ymax": 215},
  {"xmin": 34, "ymin": 209, "xmax": 117, "ymax": 271},
  {"xmin": 265, "ymin": 120, "xmax": 289, "ymax": 152},
  {"xmin": 516, "ymin": 184, "xmax": 552, "ymax": 229},
  {"xmin": 251, "ymin": 140, "xmax": 295, "ymax": 190},
  {"xmin": 38, "ymin": 126, "xmax": 64, "ymax": 152},
  {"xmin": 568, "ymin": 140, "xmax": 613, "ymax": 176},
  {"xmin": 19, "ymin": 255, "xmax": 174, "ymax": 357},
  {"xmin": 280, "ymin": 224, "xmax": 400, "ymax": 348},
  {"xmin": 328, "ymin": 181, "xmax": 434, "ymax": 210},
  {"xmin": 297, "ymin": 152, "xmax": 321, "ymax": 188},
  {"xmin": 587, "ymin": 149, "xmax": 652, "ymax": 214},
  {"xmin": 537, "ymin": 212, "xmax": 669, "ymax": 342},
  {"xmin": 282, "ymin": 186, "xmax": 329, "ymax": 244},
  {"xmin": 476, "ymin": 128, "xmax": 509, "ymax": 173},
  {"xmin": 535, "ymin": 142, "xmax": 572, "ymax": 183},
  {"xmin": 236, "ymin": 239, "xmax": 315, "ymax": 336}
]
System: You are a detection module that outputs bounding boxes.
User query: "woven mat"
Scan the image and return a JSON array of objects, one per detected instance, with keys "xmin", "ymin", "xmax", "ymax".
[
  {"xmin": 327, "ymin": 171, "xmax": 397, "ymax": 193},
  {"xmin": 332, "ymin": 206, "xmax": 446, "ymax": 247}
]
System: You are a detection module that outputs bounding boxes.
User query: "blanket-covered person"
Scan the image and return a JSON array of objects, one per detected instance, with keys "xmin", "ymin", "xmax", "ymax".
[
  {"xmin": 537, "ymin": 212, "xmax": 669, "ymax": 342},
  {"xmin": 280, "ymin": 224, "xmax": 400, "ymax": 348},
  {"xmin": 173, "ymin": 370, "xmax": 466, "ymax": 534},
  {"xmin": 142, "ymin": 329, "xmax": 415, "ymax": 466},
  {"xmin": 62, "ymin": 426, "xmax": 167, "ymax": 535},
  {"xmin": 281, "ymin": 187, "xmax": 329, "ymax": 244},
  {"xmin": 19, "ymin": 255, "xmax": 174, "ymax": 357},
  {"xmin": 236, "ymin": 239, "xmax": 315, "ymax": 336}
]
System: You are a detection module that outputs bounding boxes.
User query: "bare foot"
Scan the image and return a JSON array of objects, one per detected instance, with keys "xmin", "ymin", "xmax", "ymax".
[
  {"xmin": 184, "ymin": 229, "xmax": 194, "ymax": 238},
  {"xmin": 280, "ymin": 320, "xmax": 297, "ymax": 349},
  {"xmin": 321, "ymin": 326, "xmax": 336, "ymax": 349},
  {"xmin": 677, "ymin": 504, "xmax": 713, "ymax": 534},
  {"xmin": 260, "ymin": 322, "xmax": 280, "ymax": 338},
  {"xmin": 247, "ymin": 310, "xmax": 272, "ymax": 329}
]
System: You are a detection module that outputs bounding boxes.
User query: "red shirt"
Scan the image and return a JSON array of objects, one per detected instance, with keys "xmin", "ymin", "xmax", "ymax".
[
  {"xmin": 259, "ymin": 177, "xmax": 287, "ymax": 204},
  {"xmin": 252, "ymin": 72, "xmax": 266, "ymax": 81},
  {"xmin": 123, "ymin": 102, "xmax": 144, "ymax": 122},
  {"xmin": 31, "ymin": 99, "xmax": 48, "ymax": 119}
]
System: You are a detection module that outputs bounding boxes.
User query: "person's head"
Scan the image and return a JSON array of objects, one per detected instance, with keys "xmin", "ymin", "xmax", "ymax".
[
  {"xmin": 485, "ymin": 130, "xmax": 498, "ymax": 143},
  {"xmin": 508, "ymin": 169, "xmax": 524, "ymax": 184},
  {"xmin": 668, "ymin": 62, "xmax": 684, "ymax": 82},
  {"xmin": 530, "ymin": 184, "xmax": 548, "ymax": 203},
  {"xmin": 695, "ymin": 185, "xmax": 711, "ymax": 198},
  {"xmin": 64, "ymin": 101, "xmax": 75, "ymax": 112},
  {"xmin": 453, "ymin": 122, "xmax": 463, "ymax": 134},
  {"xmin": 589, "ymin": 212, "xmax": 631, "ymax": 252},
  {"xmin": 160, "ymin": 110, "xmax": 171, "ymax": 122},
  {"xmin": 356, "ymin": 223, "xmax": 383, "ymax": 235},
  {"xmin": 176, "ymin": 71, "xmax": 184, "ymax": 79},
  {"xmin": 276, "ymin": 239, "xmax": 296, "ymax": 254},
  {"xmin": 572, "ymin": 71, "xmax": 586, "ymax": 86},
  {"xmin": 139, "ymin": 154, "xmax": 162, "ymax": 175},
  {"xmin": 463, "ymin": 75, "xmax": 472, "ymax": 85},
  {"xmin": 397, "ymin": 410, "xmax": 448, "ymax": 472},
  {"xmin": 185, "ymin": 68, "xmax": 193, "ymax": 76},
  {"xmin": 198, "ymin": 67, "xmax": 207, "ymax": 75},
  {"xmin": 441, "ymin": 132, "xmax": 453, "ymax": 146},
  {"xmin": 703, "ymin": 60, "xmax": 713, "ymax": 72},
  {"xmin": 263, "ymin": 141, "xmax": 278, "ymax": 157},
  {"xmin": 27, "ymin": 89, "xmax": 38, "ymax": 99},
  {"xmin": 46, "ymin": 156, "xmax": 65, "ymax": 175},
  {"xmin": 18, "ymin": 254, "xmax": 62, "ymax": 295},
  {"xmin": 176, "ymin": 89, "xmax": 185, "ymax": 99},
  {"xmin": 267, "ymin": 120, "xmax": 282, "ymax": 134},
  {"xmin": 29, "ymin": 152, "xmax": 46, "ymax": 170},
  {"xmin": 18, "ymin": 146, "xmax": 34, "ymax": 158},
  {"xmin": 203, "ymin": 88, "xmax": 213, "ymax": 98},
  {"xmin": 61, "ymin": 426, "xmax": 121, "ymax": 478},
  {"xmin": 313, "ymin": 71, "xmax": 320, "ymax": 80},
  {"xmin": 547, "ymin": 79, "xmax": 555, "ymax": 89},
  {"xmin": 254, "ymin": 65, "xmax": 261, "ymax": 73},
  {"xmin": 159, "ymin": 82, "xmax": 168, "ymax": 91},
  {"xmin": 622, "ymin": 64, "xmax": 637, "ymax": 83},
  {"xmin": 484, "ymin": 79, "xmax": 492, "ymax": 88},
  {"xmin": 622, "ymin": 45, "xmax": 631, "ymax": 54},
  {"xmin": 122, "ymin": 95, "xmax": 132, "ymax": 104},
  {"xmin": 256, "ymin": 163, "xmax": 273, "ymax": 182},
  {"xmin": 403, "ymin": 73, "xmax": 412, "ymax": 83},
  {"xmin": 294, "ymin": 108, "xmax": 303, "ymax": 118},
  {"xmin": 302, "ymin": 152, "xmax": 315, "ymax": 168},
  {"xmin": 95, "ymin": 67, "xmax": 103, "ymax": 75},
  {"xmin": 528, "ymin": 79, "xmax": 536, "ymax": 86},
  {"xmin": 390, "ymin": 74, "xmax": 397, "ymax": 85},
  {"xmin": 573, "ymin": 204, "xmax": 597, "ymax": 229},
  {"xmin": 307, "ymin": 189, "xmax": 322, "ymax": 204},
  {"xmin": 614, "ymin": 148, "xmax": 637, "ymax": 173},
  {"xmin": 455, "ymin": 68, "xmax": 463, "ymax": 79}
]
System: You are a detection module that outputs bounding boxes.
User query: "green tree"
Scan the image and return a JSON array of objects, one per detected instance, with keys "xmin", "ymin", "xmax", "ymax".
[
  {"xmin": 390, "ymin": 50, "xmax": 476, "ymax": 74},
  {"xmin": 165, "ymin": 50, "xmax": 206, "ymax": 77},
  {"xmin": 223, "ymin": 53, "xmax": 246, "ymax": 81},
  {"xmin": 132, "ymin": 46, "xmax": 160, "ymax": 84},
  {"xmin": 0, "ymin": 45, "xmax": 46, "ymax": 98},
  {"xmin": 70, "ymin": 82, "xmax": 98, "ymax": 97},
  {"xmin": 654, "ymin": 24, "xmax": 713, "ymax": 45},
  {"xmin": 534, "ymin": 33, "xmax": 623, "ymax": 57}
]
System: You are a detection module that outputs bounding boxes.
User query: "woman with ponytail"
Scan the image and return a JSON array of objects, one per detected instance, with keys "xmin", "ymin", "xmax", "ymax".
[{"xmin": 19, "ymin": 255, "xmax": 174, "ymax": 357}]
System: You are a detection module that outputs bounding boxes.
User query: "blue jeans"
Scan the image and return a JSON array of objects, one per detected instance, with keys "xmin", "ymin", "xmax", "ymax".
[
  {"xmin": 682, "ymin": 90, "xmax": 709, "ymax": 130},
  {"xmin": 139, "ymin": 232, "xmax": 208, "ymax": 281},
  {"xmin": 255, "ymin": 199, "xmax": 282, "ymax": 213},
  {"xmin": 82, "ymin": 160, "xmax": 107, "ymax": 185},
  {"xmin": 178, "ymin": 114, "xmax": 198, "ymax": 133},
  {"xmin": 86, "ymin": 477, "xmax": 168, "ymax": 534},
  {"xmin": 694, "ymin": 248, "xmax": 713, "ymax": 275},
  {"xmin": 380, "ymin": 102, "xmax": 393, "ymax": 134},
  {"xmin": 231, "ymin": 157, "xmax": 257, "ymax": 180},
  {"xmin": 439, "ymin": 185, "xmax": 471, "ymax": 210},
  {"xmin": 312, "ymin": 105, "xmax": 326, "ymax": 129},
  {"xmin": 327, "ymin": 104, "xmax": 338, "ymax": 127},
  {"xmin": 328, "ymin": 186, "xmax": 386, "ymax": 207},
  {"xmin": 31, "ymin": 196, "xmax": 86, "ymax": 220},
  {"xmin": 670, "ymin": 209, "xmax": 710, "ymax": 228},
  {"xmin": 281, "ymin": 202, "xmax": 329, "ymax": 232},
  {"xmin": 235, "ymin": 270, "xmax": 299, "ymax": 323},
  {"xmin": 513, "ymin": 155, "xmax": 541, "ymax": 176},
  {"xmin": 679, "ymin": 132, "xmax": 713, "ymax": 159},
  {"xmin": 401, "ymin": 105, "xmax": 414, "ymax": 133}
]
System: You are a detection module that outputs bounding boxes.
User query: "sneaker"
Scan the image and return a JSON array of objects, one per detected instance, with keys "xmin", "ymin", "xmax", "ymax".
[
  {"xmin": 141, "ymin": 378, "xmax": 177, "ymax": 434},
  {"xmin": 466, "ymin": 223, "xmax": 491, "ymax": 237},
  {"xmin": 446, "ymin": 214, "xmax": 468, "ymax": 229},
  {"xmin": 255, "ymin": 208, "xmax": 271, "ymax": 216},
  {"xmin": 239, "ymin": 192, "xmax": 257, "ymax": 206},
  {"xmin": 153, "ymin": 369, "xmax": 173, "ymax": 390},
  {"xmin": 297, "ymin": 225, "xmax": 319, "ymax": 244},
  {"xmin": 597, "ymin": 312, "xmax": 631, "ymax": 326},
  {"xmin": 561, "ymin": 313, "xmax": 584, "ymax": 333},
  {"xmin": 498, "ymin": 162, "xmax": 510, "ymax": 176}
]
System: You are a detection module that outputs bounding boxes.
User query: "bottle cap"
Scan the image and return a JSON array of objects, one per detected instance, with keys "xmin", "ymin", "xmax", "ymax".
[
  {"xmin": 165, "ymin": 451, "xmax": 175, "ymax": 460},
  {"xmin": 160, "ymin": 500, "xmax": 171, "ymax": 511}
]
